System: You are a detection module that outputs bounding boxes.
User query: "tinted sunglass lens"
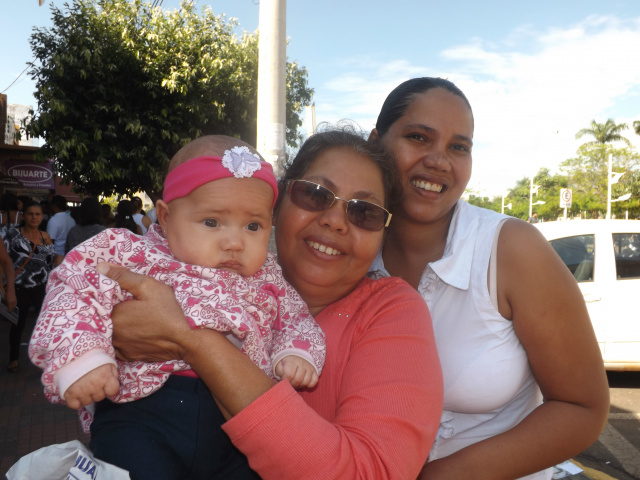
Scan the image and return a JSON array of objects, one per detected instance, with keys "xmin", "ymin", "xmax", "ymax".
[
  {"xmin": 290, "ymin": 180, "xmax": 388, "ymax": 231},
  {"xmin": 347, "ymin": 201, "xmax": 385, "ymax": 231},
  {"xmin": 291, "ymin": 181, "xmax": 333, "ymax": 211}
]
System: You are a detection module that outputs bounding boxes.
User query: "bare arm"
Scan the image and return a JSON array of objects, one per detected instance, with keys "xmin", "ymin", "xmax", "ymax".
[
  {"xmin": 421, "ymin": 220, "xmax": 609, "ymax": 479},
  {"xmin": 103, "ymin": 265, "xmax": 442, "ymax": 479},
  {"xmin": 0, "ymin": 239, "xmax": 16, "ymax": 311}
]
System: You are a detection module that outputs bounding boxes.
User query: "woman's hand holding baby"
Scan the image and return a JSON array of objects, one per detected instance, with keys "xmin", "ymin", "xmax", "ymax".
[
  {"xmin": 275, "ymin": 356, "xmax": 319, "ymax": 389},
  {"xmin": 64, "ymin": 364, "xmax": 119, "ymax": 410}
]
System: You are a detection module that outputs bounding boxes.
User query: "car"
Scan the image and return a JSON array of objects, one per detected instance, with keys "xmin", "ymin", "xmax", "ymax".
[{"xmin": 534, "ymin": 219, "xmax": 640, "ymax": 371}]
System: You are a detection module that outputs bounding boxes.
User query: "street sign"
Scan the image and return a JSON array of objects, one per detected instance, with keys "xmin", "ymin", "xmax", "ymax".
[{"xmin": 560, "ymin": 188, "xmax": 572, "ymax": 208}]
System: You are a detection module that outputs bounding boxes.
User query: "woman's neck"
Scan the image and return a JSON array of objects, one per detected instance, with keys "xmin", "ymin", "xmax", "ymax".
[
  {"xmin": 299, "ymin": 282, "xmax": 362, "ymax": 317},
  {"xmin": 382, "ymin": 212, "xmax": 453, "ymax": 289},
  {"xmin": 22, "ymin": 225, "xmax": 40, "ymax": 237}
]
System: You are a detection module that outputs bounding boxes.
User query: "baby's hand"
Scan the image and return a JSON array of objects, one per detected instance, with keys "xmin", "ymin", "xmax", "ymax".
[
  {"xmin": 63, "ymin": 364, "xmax": 120, "ymax": 410},
  {"xmin": 275, "ymin": 356, "xmax": 319, "ymax": 389}
]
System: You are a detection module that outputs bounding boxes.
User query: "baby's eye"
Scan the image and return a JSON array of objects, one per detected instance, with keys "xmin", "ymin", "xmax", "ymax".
[
  {"xmin": 203, "ymin": 219, "xmax": 219, "ymax": 228},
  {"xmin": 247, "ymin": 222, "xmax": 260, "ymax": 232}
]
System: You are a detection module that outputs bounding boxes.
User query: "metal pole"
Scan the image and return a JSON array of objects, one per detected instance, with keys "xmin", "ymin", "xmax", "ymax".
[
  {"xmin": 607, "ymin": 153, "xmax": 612, "ymax": 220},
  {"xmin": 257, "ymin": 0, "xmax": 286, "ymax": 175},
  {"xmin": 529, "ymin": 177, "xmax": 533, "ymax": 219}
]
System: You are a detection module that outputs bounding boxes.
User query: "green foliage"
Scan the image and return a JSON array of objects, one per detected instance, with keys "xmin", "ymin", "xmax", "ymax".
[
  {"xmin": 465, "ymin": 191, "xmax": 500, "ymax": 212},
  {"xmin": 27, "ymin": 0, "xmax": 313, "ymax": 200},
  {"xmin": 472, "ymin": 120, "xmax": 640, "ymax": 222},
  {"xmin": 575, "ymin": 119, "xmax": 630, "ymax": 147},
  {"xmin": 560, "ymin": 145, "xmax": 640, "ymax": 218}
]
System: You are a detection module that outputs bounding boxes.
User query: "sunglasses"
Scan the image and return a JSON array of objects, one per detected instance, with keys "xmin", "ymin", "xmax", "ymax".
[{"xmin": 286, "ymin": 179, "xmax": 392, "ymax": 232}]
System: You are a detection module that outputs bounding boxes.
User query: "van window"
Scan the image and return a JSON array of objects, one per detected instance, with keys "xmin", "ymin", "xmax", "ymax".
[
  {"xmin": 549, "ymin": 235, "xmax": 594, "ymax": 282},
  {"xmin": 612, "ymin": 233, "xmax": 640, "ymax": 279}
]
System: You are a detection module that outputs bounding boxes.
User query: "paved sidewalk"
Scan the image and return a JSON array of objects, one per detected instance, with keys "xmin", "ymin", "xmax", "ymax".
[{"xmin": 0, "ymin": 314, "xmax": 89, "ymax": 475}]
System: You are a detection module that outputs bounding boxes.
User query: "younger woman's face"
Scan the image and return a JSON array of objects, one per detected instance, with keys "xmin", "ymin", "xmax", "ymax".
[{"xmin": 376, "ymin": 88, "xmax": 474, "ymax": 225}]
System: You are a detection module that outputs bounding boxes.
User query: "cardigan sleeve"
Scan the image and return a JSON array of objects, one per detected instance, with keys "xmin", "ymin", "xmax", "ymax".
[
  {"xmin": 28, "ymin": 230, "xmax": 128, "ymax": 403},
  {"xmin": 223, "ymin": 280, "xmax": 443, "ymax": 479}
]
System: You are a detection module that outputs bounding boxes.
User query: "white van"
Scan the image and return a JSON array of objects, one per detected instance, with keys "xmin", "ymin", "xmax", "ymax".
[{"xmin": 534, "ymin": 219, "xmax": 640, "ymax": 371}]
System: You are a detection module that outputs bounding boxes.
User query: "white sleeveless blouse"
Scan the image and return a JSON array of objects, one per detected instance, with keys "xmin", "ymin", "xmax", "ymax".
[{"xmin": 370, "ymin": 200, "xmax": 552, "ymax": 480}]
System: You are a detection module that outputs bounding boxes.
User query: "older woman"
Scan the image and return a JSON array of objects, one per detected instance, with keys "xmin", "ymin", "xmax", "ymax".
[
  {"xmin": 5, "ymin": 201, "xmax": 54, "ymax": 372},
  {"xmin": 95, "ymin": 130, "xmax": 444, "ymax": 479},
  {"xmin": 369, "ymin": 77, "xmax": 610, "ymax": 479}
]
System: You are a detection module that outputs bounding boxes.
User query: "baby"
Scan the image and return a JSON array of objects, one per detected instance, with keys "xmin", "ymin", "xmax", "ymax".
[{"xmin": 30, "ymin": 135, "xmax": 325, "ymax": 478}]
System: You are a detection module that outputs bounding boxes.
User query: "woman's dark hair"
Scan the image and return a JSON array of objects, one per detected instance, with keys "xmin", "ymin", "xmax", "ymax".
[
  {"xmin": 375, "ymin": 77, "xmax": 473, "ymax": 138},
  {"xmin": 114, "ymin": 200, "xmax": 139, "ymax": 234},
  {"xmin": 276, "ymin": 127, "xmax": 401, "ymax": 213},
  {"xmin": 22, "ymin": 200, "xmax": 42, "ymax": 213},
  {"xmin": 76, "ymin": 197, "xmax": 103, "ymax": 227}
]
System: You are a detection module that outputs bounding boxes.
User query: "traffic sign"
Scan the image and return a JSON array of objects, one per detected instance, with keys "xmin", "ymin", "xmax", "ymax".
[{"xmin": 560, "ymin": 188, "xmax": 572, "ymax": 208}]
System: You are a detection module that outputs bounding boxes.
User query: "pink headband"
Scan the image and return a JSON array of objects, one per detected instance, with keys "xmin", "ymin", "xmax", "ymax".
[{"xmin": 163, "ymin": 146, "xmax": 279, "ymax": 207}]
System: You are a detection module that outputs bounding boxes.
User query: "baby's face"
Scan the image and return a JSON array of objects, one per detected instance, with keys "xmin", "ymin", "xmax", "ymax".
[{"xmin": 159, "ymin": 176, "xmax": 273, "ymax": 277}]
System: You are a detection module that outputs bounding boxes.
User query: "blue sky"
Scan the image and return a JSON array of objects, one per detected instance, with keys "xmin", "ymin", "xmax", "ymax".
[{"xmin": 3, "ymin": 0, "xmax": 640, "ymax": 196}]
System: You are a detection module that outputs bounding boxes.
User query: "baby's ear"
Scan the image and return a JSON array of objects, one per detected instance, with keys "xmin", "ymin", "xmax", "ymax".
[{"xmin": 155, "ymin": 200, "xmax": 170, "ymax": 228}]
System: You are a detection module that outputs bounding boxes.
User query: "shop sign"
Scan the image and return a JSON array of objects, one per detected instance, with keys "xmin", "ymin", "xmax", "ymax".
[{"xmin": 5, "ymin": 159, "xmax": 55, "ymax": 189}]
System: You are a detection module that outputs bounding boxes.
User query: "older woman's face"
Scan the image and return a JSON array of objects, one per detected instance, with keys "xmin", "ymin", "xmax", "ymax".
[
  {"xmin": 275, "ymin": 146, "xmax": 385, "ymax": 310},
  {"xmin": 24, "ymin": 206, "xmax": 43, "ymax": 228},
  {"xmin": 378, "ymin": 88, "xmax": 473, "ymax": 225}
]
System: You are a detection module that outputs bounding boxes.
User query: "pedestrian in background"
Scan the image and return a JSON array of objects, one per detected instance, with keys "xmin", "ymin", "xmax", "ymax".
[
  {"xmin": 65, "ymin": 198, "xmax": 107, "ymax": 252},
  {"xmin": 101, "ymin": 203, "xmax": 115, "ymax": 226},
  {"xmin": 110, "ymin": 200, "xmax": 142, "ymax": 235},
  {"xmin": 46, "ymin": 195, "xmax": 75, "ymax": 265},
  {"xmin": 0, "ymin": 193, "xmax": 23, "ymax": 238},
  {"xmin": 5, "ymin": 201, "xmax": 54, "ymax": 373},
  {"xmin": 130, "ymin": 196, "xmax": 151, "ymax": 235}
]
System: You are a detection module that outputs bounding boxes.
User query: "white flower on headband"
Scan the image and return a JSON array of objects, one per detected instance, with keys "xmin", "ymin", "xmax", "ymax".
[{"xmin": 222, "ymin": 146, "xmax": 262, "ymax": 178}]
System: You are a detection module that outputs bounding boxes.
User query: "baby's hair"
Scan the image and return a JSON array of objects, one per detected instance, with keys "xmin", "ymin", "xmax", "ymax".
[{"xmin": 168, "ymin": 135, "xmax": 263, "ymax": 173}]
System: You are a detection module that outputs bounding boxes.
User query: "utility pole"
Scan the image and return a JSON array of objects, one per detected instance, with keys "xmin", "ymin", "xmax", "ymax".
[{"xmin": 256, "ymin": 0, "xmax": 286, "ymax": 175}]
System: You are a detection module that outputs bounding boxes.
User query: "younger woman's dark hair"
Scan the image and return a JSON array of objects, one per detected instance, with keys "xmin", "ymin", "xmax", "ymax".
[
  {"xmin": 114, "ymin": 200, "xmax": 139, "ymax": 234},
  {"xmin": 375, "ymin": 77, "xmax": 473, "ymax": 138},
  {"xmin": 276, "ymin": 127, "xmax": 401, "ymax": 213}
]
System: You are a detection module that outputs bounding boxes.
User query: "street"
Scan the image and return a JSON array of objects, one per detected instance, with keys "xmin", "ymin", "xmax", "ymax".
[{"xmin": 573, "ymin": 371, "xmax": 640, "ymax": 480}]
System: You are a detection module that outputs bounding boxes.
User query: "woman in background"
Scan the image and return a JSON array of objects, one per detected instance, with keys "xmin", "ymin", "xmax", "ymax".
[
  {"xmin": 5, "ymin": 201, "xmax": 54, "ymax": 372},
  {"xmin": 109, "ymin": 200, "xmax": 142, "ymax": 235}
]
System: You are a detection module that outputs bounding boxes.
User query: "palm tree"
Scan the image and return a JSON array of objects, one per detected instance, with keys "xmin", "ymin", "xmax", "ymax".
[{"xmin": 575, "ymin": 119, "xmax": 631, "ymax": 147}]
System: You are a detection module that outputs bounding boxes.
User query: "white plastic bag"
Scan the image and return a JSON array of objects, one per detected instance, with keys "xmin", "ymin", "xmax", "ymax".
[{"xmin": 5, "ymin": 440, "xmax": 130, "ymax": 480}]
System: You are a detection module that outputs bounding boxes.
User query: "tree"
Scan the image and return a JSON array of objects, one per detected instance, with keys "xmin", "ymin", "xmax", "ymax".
[
  {"xmin": 560, "ymin": 144, "xmax": 640, "ymax": 218},
  {"xmin": 575, "ymin": 119, "xmax": 631, "ymax": 148},
  {"xmin": 634, "ymin": 120, "xmax": 640, "ymax": 136},
  {"xmin": 27, "ymin": 0, "xmax": 313, "ymax": 200}
]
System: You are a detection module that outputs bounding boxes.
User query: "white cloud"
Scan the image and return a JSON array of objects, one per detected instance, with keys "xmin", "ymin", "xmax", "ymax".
[{"xmin": 311, "ymin": 15, "xmax": 640, "ymax": 197}]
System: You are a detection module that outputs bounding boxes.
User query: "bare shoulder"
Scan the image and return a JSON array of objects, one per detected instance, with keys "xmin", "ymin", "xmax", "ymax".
[
  {"xmin": 41, "ymin": 230, "xmax": 53, "ymax": 244},
  {"xmin": 498, "ymin": 219, "xmax": 565, "ymax": 271},
  {"xmin": 495, "ymin": 218, "xmax": 582, "ymax": 320}
]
